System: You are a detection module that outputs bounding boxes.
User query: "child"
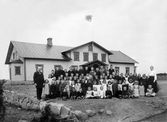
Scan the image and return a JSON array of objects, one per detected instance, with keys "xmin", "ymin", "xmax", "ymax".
[
  {"xmin": 117, "ymin": 80, "xmax": 122, "ymax": 98},
  {"xmin": 75, "ymin": 79, "xmax": 81, "ymax": 94},
  {"xmin": 85, "ymin": 87, "xmax": 93, "ymax": 99},
  {"xmin": 62, "ymin": 87, "xmax": 68, "ymax": 100},
  {"xmin": 76, "ymin": 88, "xmax": 84, "ymax": 99},
  {"xmin": 105, "ymin": 86, "xmax": 112, "ymax": 99},
  {"xmin": 92, "ymin": 87, "xmax": 100, "ymax": 99},
  {"xmin": 146, "ymin": 85, "xmax": 156, "ymax": 97},
  {"xmin": 133, "ymin": 80, "xmax": 140, "ymax": 98},
  {"xmin": 70, "ymin": 87, "xmax": 77, "ymax": 100},
  {"xmin": 107, "ymin": 80, "xmax": 113, "ymax": 95},
  {"xmin": 65, "ymin": 81, "xmax": 71, "ymax": 99},
  {"xmin": 43, "ymin": 79, "xmax": 50, "ymax": 99},
  {"xmin": 99, "ymin": 85, "xmax": 106, "ymax": 99},
  {"xmin": 122, "ymin": 84, "xmax": 129, "ymax": 98}
]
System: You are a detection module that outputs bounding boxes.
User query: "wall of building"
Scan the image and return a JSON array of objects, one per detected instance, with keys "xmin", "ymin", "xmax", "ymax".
[
  {"xmin": 9, "ymin": 63, "xmax": 24, "ymax": 81},
  {"xmin": 70, "ymin": 44, "xmax": 110, "ymax": 65},
  {"xmin": 110, "ymin": 63, "xmax": 135, "ymax": 75},
  {"xmin": 25, "ymin": 59, "xmax": 73, "ymax": 81}
]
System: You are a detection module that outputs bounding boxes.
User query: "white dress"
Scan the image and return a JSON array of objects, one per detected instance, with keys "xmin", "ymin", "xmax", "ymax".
[{"xmin": 133, "ymin": 85, "xmax": 140, "ymax": 97}]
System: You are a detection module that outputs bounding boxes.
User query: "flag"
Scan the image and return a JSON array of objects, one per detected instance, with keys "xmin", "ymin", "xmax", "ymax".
[{"xmin": 85, "ymin": 15, "xmax": 92, "ymax": 22}]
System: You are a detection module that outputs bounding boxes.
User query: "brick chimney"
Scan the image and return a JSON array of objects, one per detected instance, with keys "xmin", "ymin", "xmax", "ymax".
[{"xmin": 47, "ymin": 38, "xmax": 53, "ymax": 47}]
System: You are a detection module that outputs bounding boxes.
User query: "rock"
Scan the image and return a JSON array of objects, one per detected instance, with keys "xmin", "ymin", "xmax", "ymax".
[
  {"xmin": 60, "ymin": 106, "xmax": 71, "ymax": 118},
  {"xmin": 49, "ymin": 104, "xmax": 61, "ymax": 116},
  {"xmin": 49, "ymin": 102, "xmax": 64, "ymax": 111},
  {"xmin": 39, "ymin": 101, "xmax": 48, "ymax": 111},
  {"xmin": 18, "ymin": 120, "xmax": 29, "ymax": 122},
  {"xmin": 98, "ymin": 109, "xmax": 105, "ymax": 114},
  {"xmin": 74, "ymin": 110, "xmax": 88, "ymax": 121},
  {"xmin": 85, "ymin": 109, "xmax": 96, "ymax": 117},
  {"xmin": 106, "ymin": 110, "xmax": 112, "ymax": 115}
]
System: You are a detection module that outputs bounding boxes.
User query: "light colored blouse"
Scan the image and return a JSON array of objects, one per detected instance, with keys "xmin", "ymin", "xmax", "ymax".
[{"xmin": 148, "ymin": 70, "xmax": 157, "ymax": 81}]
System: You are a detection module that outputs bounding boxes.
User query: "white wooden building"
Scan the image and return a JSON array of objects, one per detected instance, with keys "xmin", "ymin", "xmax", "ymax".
[{"xmin": 5, "ymin": 38, "xmax": 138, "ymax": 81}]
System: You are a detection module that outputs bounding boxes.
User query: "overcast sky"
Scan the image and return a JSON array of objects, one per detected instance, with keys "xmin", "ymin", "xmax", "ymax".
[{"xmin": 0, "ymin": 0, "xmax": 167, "ymax": 79}]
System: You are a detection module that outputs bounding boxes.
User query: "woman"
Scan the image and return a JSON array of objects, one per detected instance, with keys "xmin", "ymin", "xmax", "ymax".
[{"xmin": 147, "ymin": 66, "xmax": 158, "ymax": 93}]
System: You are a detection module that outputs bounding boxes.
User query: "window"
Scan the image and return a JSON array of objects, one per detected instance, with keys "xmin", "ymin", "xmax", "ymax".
[
  {"xmin": 13, "ymin": 53, "xmax": 16, "ymax": 60},
  {"xmin": 15, "ymin": 66, "xmax": 21, "ymax": 75},
  {"xmin": 70, "ymin": 65, "xmax": 78, "ymax": 70},
  {"xmin": 93, "ymin": 53, "xmax": 98, "ymax": 61},
  {"xmin": 115, "ymin": 67, "xmax": 119, "ymax": 74},
  {"xmin": 36, "ymin": 64, "xmax": 44, "ymax": 73},
  {"xmin": 88, "ymin": 44, "xmax": 93, "ymax": 51},
  {"xmin": 125, "ymin": 67, "xmax": 130, "ymax": 75},
  {"xmin": 101, "ymin": 54, "xmax": 106, "ymax": 62},
  {"xmin": 83, "ymin": 52, "xmax": 89, "ymax": 61},
  {"xmin": 74, "ymin": 52, "xmax": 79, "ymax": 61}
]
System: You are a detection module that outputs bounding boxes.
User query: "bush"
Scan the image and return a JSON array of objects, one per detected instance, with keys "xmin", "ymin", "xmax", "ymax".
[{"xmin": 0, "ymin": 80, "xmax": 6, "ymax": 121}]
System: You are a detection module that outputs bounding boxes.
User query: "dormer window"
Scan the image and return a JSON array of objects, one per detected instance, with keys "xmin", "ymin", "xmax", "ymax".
[{"xmin": 88, "ymin": 44, "xmax": 93, "ymax": 51}]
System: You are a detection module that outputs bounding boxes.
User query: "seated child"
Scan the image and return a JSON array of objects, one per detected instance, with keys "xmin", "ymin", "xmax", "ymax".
[
  {"xmin": 70, "ymin": 87, "xmax": 77, "ymax": 100},
  {"xmin": 133, "ymin": 80, "xmax": 140, "ymax": 98},
  {"xmin": 85, "ymin": 87, "xmax": 93, "ymax": 99},
  {"xmin": 146, "ymin": 85, "xmax": 156, "ymax": 97},
  {"xmin": 99, "ymin": 85, "xmax": 106, "ymax": 99},
  {"xmin": 105, "ymin": 86, "xmax": 112, "ymax": 99},
  {"xmin": 122, "ymin": 84, "xmax": 129, "ymax": 98},
  {"xmin": 76, "ymin": 88, "xmax": 84, "ymax": 99},
  {"xmin": 92, "ymin": 87, "xmax": 100, "ymax": 99},
  {"xmin": 62, "ymin": 87, "xmax": 68, "ymax": 100}
]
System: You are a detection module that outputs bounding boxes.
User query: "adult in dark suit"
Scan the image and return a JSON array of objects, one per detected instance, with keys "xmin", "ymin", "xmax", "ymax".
[{"xmin": 33, "ymin": 67, "xmax": 45, "ymax": 100}]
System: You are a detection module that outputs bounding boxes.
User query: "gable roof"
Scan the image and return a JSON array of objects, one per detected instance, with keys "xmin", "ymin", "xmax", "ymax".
[
  {"xmin": 109, "ymin": 50, "xmax": 138, "ymax": 64},
  {"xmin": 62, "ymin": 41, "xmax": 112, "ymax": 55},
  {"xmin": 5, "ymin": 41, "xmax": 72, "ymax": 64}
]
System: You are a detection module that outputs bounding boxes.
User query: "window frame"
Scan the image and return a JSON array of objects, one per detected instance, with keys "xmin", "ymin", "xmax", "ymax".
[
  {"xmin": 15, "ymin": 66, "xmax": 21, "ymax": 75},
  {"xmin": 125, "ymin": 67, "xmax": 130, "ymax": 75},
  {"xmin": 36, "ymin": 64, "xmax": 44, "ymax": 73},
  {"xmin": 93, "ymin": 53, "xmax": 98, "ymax": 61},
  {"xmin": 115, "ymin": 67, "xmax": 120, "ymax": 74},
  {"xmin": 83, "ymin": 52, "xmax": 89, "ymax": 61},
  {"xmin": 101, "ymin": 54, "xmax": 106, "ymax": 62},
  {"xmin": 74, "ymin": 52, "xmax": 80, "ymax": 61},
  {"xmin": 88, "ymin": 44, "xmax": 93, "ymax": 51}
]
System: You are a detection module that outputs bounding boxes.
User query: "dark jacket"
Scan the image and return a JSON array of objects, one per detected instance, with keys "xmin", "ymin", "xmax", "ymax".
[{"xmin": 33, "ymin": 71, "xmax": 45, "ymax": 88}]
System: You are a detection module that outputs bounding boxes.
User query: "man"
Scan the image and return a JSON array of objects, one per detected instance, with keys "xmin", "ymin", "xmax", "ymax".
[
  {"xmin": 109, "ymin": 65, "xmax": 114, "ymax": 75},
  {"xmin": 33, "ymin": 67, "xmax": 45, "ymax": 100}
]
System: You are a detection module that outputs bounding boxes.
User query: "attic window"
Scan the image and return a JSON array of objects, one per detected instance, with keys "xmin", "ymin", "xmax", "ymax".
[{"xmin": 88, "ymin": 44, "xmax": 93, "ymax": 51}]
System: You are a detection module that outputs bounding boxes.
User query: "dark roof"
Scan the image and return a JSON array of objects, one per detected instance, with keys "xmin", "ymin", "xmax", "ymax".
[
  {"xmin": 5, "ymin": 41, "xmax": 72, "ymax": 64},
  {"xmin": 62, "ymin": 41, "xmax": 112, "ymax": 55},
  {"xmin": 109, "ymin": 50, "xmax": 138, "ymax": 64}
]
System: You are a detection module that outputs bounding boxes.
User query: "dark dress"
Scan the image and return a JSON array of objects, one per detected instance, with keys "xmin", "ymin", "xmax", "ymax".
[{"xmin": 147, "ymin": 76, "xmax": 158, "ymax": 93}]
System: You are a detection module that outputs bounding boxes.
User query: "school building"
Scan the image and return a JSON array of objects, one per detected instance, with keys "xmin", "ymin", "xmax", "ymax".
[{"xmin": 5, "ymin": 38, "xmax": 138, "ymax": 81}]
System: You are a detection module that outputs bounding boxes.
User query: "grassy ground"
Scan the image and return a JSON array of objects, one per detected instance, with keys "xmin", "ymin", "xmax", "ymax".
[{"xmin": 4, "ymin": 80, "xmax": 167, "ymax": 122}]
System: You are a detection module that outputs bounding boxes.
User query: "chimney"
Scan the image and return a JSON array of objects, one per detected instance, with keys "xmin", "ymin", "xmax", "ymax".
[{"xmin": 47, "ymin": 38, "xmax": 53, "ymax": 47}]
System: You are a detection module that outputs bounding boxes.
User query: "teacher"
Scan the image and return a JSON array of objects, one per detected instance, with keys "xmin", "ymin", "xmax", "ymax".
[{"xmin": 147, "ymin": 66, "xmax": 158, "ymax": 93}]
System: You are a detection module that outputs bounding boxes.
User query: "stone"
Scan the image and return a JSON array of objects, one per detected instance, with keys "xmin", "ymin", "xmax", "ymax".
[
  {"xmin": 39, "ymin": 101, "xmax": 48, "ymax": 111},
  {"xmin": 98, "ymin": 109, "xmax": 105, "ymax": 114},
  {"xmin": 18, "ymin": 120, "xmax": 29, "ymax": 122},
  {"xmin": 49, "ymin": 102, "xmax": 64, "ymax": 111},
  {"xmin": 74, "ymin": 110, "xmax": 88, "ymax": 121},
  {"xmin": 49, "ymin": 104, "xmax": 61, "ymax": 116},
  {"xmin": 60, "ymin": 106, "xmax": 71, "ymax": 118},
  {"xmin": 106, "ymin": 110, "xmax": 112, "ymax": 115},
  {"xmin": 85, "ymin": 109, "xmax": 96, "ymax": 117}
]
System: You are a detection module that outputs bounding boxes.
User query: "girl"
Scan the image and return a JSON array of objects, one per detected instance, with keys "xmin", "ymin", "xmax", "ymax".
[
  {"xmin": 99, "ymin": 85, "xmax": 106, "ymax": 99},
  {"xmin": 133, "ymin": 80, "xmax": 140, "ymax": 98},
  {"xmin": 85, "ymin": 87, "xmax": 93, "ymax": 99},
  {"xmin": 105, "ymin": 86, "xmax": 112, "ymax": 99},
  {"xmin": 146, "ymin": 85, "xmax": 156, "ymax": 97},
  {"xmin": 92, "ymin": 87, "xmax": 100, "ymax": 99},
  {"xmin": 117, "ymin": 80, "xmax": 122, "ymax": 98}
]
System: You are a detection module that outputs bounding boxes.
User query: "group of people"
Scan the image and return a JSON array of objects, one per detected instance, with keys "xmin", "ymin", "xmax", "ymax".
[{"xmin": 33, "ymin": 65, "xmax": 158, "ymax": 100}]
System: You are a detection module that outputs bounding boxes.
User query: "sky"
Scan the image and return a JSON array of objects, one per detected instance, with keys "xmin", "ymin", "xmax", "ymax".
[{"xmin": 0, "ymin": 0, "xmax": 167, "ymax": 79}]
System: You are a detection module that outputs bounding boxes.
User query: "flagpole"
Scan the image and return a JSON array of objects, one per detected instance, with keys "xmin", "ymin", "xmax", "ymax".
[{"xmin": 91, "ymin": 15, "xmax": 93, "ymax": 41}]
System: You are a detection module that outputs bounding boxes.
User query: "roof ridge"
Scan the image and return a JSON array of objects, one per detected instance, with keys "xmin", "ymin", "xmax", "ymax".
[{"xmin": 11, "ymin": 40, "xmax": 73, "ymax": 48}]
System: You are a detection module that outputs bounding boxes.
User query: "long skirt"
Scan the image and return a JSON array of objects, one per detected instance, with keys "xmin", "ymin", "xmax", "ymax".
[{"xmin": 147, "ymin": 76, "xmax": 158, "ymax": 93}]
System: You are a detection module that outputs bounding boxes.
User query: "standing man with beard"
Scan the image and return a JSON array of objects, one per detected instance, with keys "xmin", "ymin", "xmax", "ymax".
[{"xmin": 33, "ymin": 67, "xmax": 45, "ymax": 100}]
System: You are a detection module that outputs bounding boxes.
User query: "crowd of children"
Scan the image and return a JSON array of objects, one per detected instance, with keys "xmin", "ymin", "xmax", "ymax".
[{"xmin": 43, "ymin": 65, "xmax": 157, "ymax": 100}]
